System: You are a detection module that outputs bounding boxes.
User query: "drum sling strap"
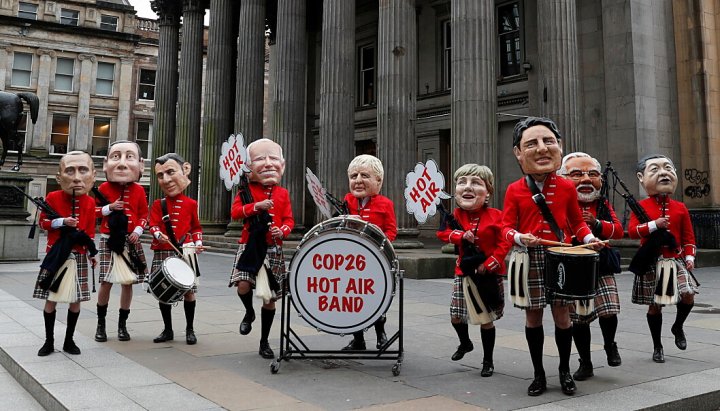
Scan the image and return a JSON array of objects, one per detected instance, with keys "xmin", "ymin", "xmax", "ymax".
[
  {"xmin": 161, "ymin": 198, "xmax": 199, "ymax": 277},
  {"xmin": 526, "ymin": 175, "xmax": 565, "ymax": 243}
]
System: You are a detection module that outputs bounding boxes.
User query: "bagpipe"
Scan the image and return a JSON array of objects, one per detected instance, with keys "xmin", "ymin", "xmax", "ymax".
[
  {"xmin": 13, "ymin": 186, "xmax": 97, "ymax": 299},
  {"xmin": 590, "ymin": 164, "xmax": 622, "ymax": 274},
  {"xmin": 233, "ymin": 173, "xmax": 280, "ymax": 300},
  {"xmin": 92, "ymin": 185, "xmax": 145, "ymax": 284},
  {"xmin": 437, "ymin": 202, "xmax": 503, "ymax": 319}
]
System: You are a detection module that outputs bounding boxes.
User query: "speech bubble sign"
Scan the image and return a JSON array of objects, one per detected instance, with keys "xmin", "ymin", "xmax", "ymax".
[
  {"xmin": 219, "ymin": 133, "xmax": 250, "ymax": 191},
  {"xmin": 306, "ymin": 168, "xmax": 333, "ymax": 219},
  {"xmin": 404, "ymin": 159, "xmax": 451, "ymax": 224}
]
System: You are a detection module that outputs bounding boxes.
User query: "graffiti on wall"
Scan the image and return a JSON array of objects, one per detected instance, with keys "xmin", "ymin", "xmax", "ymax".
[{"xmin": 684, "ymin": 169, "xmax": 710, "ymax": 198}]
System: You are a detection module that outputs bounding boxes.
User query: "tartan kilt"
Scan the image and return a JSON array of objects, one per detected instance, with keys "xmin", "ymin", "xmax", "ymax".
[
  {"xmin": 98, "ymin": 237, "xmax": 148, "ymax": 284},
  {"xmin": 450, "ymin": 275, "xmax": 504, "ymax": 323},
  {"xmin": 150, "ymin": 250, "xmax": 198, "ymax": 294},
  {"xmin": 33, "ymin": 252, "xmax": 90, "ymax": 302},
  {"xmin": 517, "ymin": 246, "xmax": 570, "ymax": 310},
  {"xmin": 570, "ymin": 273, "xmax": 621, "ymax": 324},
  {"xmin": 228, "ymin": 243, "xmax": 286, "ymax": 300},
  {"xmin": 632, "ymin": 258, "xmax": 699, "ymax": 306}
]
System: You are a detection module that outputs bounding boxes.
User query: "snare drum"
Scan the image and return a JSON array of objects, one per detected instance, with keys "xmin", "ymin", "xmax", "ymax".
[
  {"xmin": 148, "ymin": 257, "xmax": 195, "ymax": 304},
  {"xmin": 289, "ymin": 216, "xmax": 398, "ymax": 335},
  {"xmin": 544, "ymin": 247, "xmax": 599, "ymax": 300}
]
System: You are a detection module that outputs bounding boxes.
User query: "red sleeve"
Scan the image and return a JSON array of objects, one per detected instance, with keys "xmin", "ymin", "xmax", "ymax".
[
  {"xmin": 628, "ymin": 202, "xmax": 651, "ymax": 239},
  {"xmin": 39, "ymin": 191, "xmax": 58, "ymax": 231},
  {"xmin": 679, "ymin": 203, "xmax": 696, "ymax": 257},
  {"xmin": 565, "ymin": 188, "xmax": 592, "ymax": 240},
  {"xmin": 95, "ymin": 183, "xmax": 107, "ymax": 218},
  {"xmin": 501, "ymin": 184, "xmax": 520, "ymax": 242},
  {"xmin": 598, "ymin": 200, "xmax": 624, "ymax": 240},
  {"xmin": 148, "ymin": 199, "xmax": 163, "ymax": 237},
  {"xmin": 484, "ymin": 209, "xmax": 512, "ymax": 274},
  {"xmin": 230, "ymin": 191, "xmax": 257, "ymax": 220},
  {"xmin": 382, "ymin": 197, "xmax": 397, "ymax": 241},
  {"xmin": 190, "ymin": 201, "xmax": 203, "ymax": 242},
  {"xmin": 277, "ymin": 188, "xmax": 294, "ymax": 238},
  {"xmin": 82, "ymin": 196, "xmax": 96, "ymax": 238},
  {"xmin": 134, "ymin": 184, "xmax": 149, "ymax": 229}
]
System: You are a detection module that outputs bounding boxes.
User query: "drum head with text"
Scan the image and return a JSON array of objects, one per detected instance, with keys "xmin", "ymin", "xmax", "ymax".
[{"xmin": 289, "ymin": 232, "xmax": 395, "ymax": 335}]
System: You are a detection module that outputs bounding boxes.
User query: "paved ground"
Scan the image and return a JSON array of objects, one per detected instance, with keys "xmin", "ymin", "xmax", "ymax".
[{"xmin": 1, "ymin": 238, "xmax": 720, "ymax": 410}]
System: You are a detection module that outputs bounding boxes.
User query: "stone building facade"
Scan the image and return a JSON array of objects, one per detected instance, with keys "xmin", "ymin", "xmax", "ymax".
[{"xmin": 0, "ymin": 0, "xmax": 158, "ymax": 205}]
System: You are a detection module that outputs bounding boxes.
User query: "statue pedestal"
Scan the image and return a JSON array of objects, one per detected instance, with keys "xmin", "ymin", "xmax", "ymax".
[{"xmin": 0, "ymin": 171, "xmax": 39, "ymax": 261}]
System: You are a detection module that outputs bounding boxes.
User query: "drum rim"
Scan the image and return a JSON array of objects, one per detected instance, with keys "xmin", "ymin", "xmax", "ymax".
[
  {"xmin": 289, "ymin": 231, "xmax": 395, "ymax": 335},
  {"xmin": 160, "ymin": 257, "xmax": 196, "ymax": 288}
]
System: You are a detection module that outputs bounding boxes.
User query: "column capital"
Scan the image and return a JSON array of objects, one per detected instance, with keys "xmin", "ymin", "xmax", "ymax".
[
  {"xmin": 78, "ymin": 54, "xmax": 96, "ymax": 62},
  {"xmin": 151, "ymin": 0, "xmax": 182, "ymax": 25},
  {"xmin": 36, "ymin": 48, "xmax": 56, "ymax": 58},
  {"xmin": 183, "ymin": 0, "xmax": 205, "ymax": 14}
]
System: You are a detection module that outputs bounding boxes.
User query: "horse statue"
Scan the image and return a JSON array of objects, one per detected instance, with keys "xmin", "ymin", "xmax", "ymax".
[{"xmin": 0, "ymin": 91, "xmax": 39, "ymax": 172}]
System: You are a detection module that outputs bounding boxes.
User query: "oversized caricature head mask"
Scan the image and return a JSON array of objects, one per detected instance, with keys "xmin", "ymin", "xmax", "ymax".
[
  {"xmin": 453, "ymin": 164, "xmax": 494, "ymax": 211},
  {"xmin": 559, "ymin": 152, "xmax": 603, "ymax": 203},
  {"xmin": 347, "ymin": 154, "xmax": 384, "ymax": 199},
  {"xmin": 513, "ymin": 117, "xmax": 563, "ymax": 177},
  {"xmin": 637, "ymin": 155, "xmax": 678, "ymax": 196},
  {"xmin": 103, "ymin": 140, "xmax": 143, "ymax": 184},
  {"xmin": 57, "ymin": 151, "xmax": 96, "ymax": 196},
  {"xmin": 247, "ymin": 138, "xmax": 285, "ymax": 185},
  {"xmin": 155, "ymin": 153, "xmax": 191, "ymax": 198}
]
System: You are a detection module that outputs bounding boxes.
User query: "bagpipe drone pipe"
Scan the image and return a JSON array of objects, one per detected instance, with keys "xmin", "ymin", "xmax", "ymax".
[{"xmin": 437, "ymin": 203, "xmax": 503, "ymax": 312}]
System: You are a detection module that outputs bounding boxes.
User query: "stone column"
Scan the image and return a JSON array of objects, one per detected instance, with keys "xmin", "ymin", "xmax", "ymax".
[
  {"xmin": 116, "ymin": 58, "xmax": 133, "ymax": 140},
  {"xmin": 318, "ymin": 0, "xmax": 355, "ymax": 199},
  {"xmin": 150, "ymin": 0, "xmax": 181, "ymax": 202},
  {"xmin": 537, "ymin": 0, "xmax": 581, "ymax": 152},
  {"xmin": 200, "ymin": 0, "xmax": 234, "ymax": 234},
  {"xmin": 0, "ymin": 43, "xmax": 9, "ymax": 90},
  {"xmin": 377, "ymin": 0, "xmax": 420, "ymax": 248},
  {"xmin": 30, "ymin": 49, "xmax": 55, "ymax": 154},
  {"xmin": 235, "ymin": 0, "xmax": 266, "ymax": 142},
  {"xmin": 272, "ymin": 0, "xmax": 307, "ymax": 232},
  {"xmin": 75, "ymin": 54, "xmax": 95, "ymax": 152},
  {"xmin": 175, "ymin": 0, "xmax": 205, "ymax": 199},
  {"xmin": 451, "ymin": 0, "xmax": 496, "ymax": 172}
]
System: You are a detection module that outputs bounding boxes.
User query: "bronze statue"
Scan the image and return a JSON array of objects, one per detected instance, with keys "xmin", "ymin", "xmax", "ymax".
[{"xmin": 0, "ymin": 91, "xmax": 39, "ymax": 171}]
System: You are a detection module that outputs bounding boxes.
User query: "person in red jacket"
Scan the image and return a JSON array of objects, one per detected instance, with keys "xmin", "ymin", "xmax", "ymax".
[
  {"xmin": 229, "ymin": 138, "xmax": 294, "ymax": 359},
  {"xmin": 628, "ymin": 154, "xmax": 697, "ymax": 363},
  {"xmin": 148, "ymin": 153, "xmax": 204, "ymax": 345},
  {"xmin": 340, "ymin": 154, "xmax": 397, "ymax": 351},
  {"xmin": 94, "ymin": 140, "xmax": 149, "ymax": 343},
  {"xmin": 34, "ymin": 151, "xmax": 98, "ymax": 356},
  {"xmin": 559, "ymin": 152, "xmax": 624, "ymax": 380},
  {"xmin": 437, "ymin": 164, "xmax": 510, "ymax": 377},
  {"xmin": 501, "ymin": 117, "xmax": 602, "ymax": 396}
]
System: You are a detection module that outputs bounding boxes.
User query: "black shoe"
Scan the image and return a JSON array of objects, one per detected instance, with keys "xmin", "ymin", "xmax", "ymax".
[
  {"xmin": 559, "ymin": 370, "xmax": 577, "ymax": 395},
  {"xmin": 527, "ymin": 374, "xmax": 547, "ymax": 396},
  {"xmin": 259, "ymin": 341, "xmax": 274, "ymax": 359},
  {"xmin": 186, "ymin": 329, "xmax": 197, "ymax": 345},
  {"xmin": 671, "ymin": 326, "xmax": 687, "ymax": 350},
  {"xmin": 653, "ymin": 346, "xmax": 665, "ymax": 363},
  {"xmin": 239, "ymin": 311, "xmax": 255, "ymax": 336},
  {"xmin": 153, "ymin": 329, "xmax": 174, "ymax": 343},
  {"xmin": 37, "ymin": 340, "xmax": 54, "ymax": 357},
  {"xmin": 605, "ymin": 342, "xmax": 622, "ymax": 366},
  {"xmin": 94, "ymin": 323, "xmax": 107, "ymax": 342},
  {"xmin": 341, "ymin": 338, "xmax": 367, "ymax": 351},
  {"xmin": 572, "ymin": 359, "xmax": 594, "ymax": 381},
  {"xmin": 480, "ymin": 361, "xmax": 494, "ymax": 377},
  {"xmin": 451, "ymin": 342, "xmax": 474, "ymax": 361},
  {"xmin": 118, "ymin": 326, "xmax": 131, "ymax": 341},
  {"xmin": 63, "ymin": 340, "xmax": 81, "ymax": 355}
]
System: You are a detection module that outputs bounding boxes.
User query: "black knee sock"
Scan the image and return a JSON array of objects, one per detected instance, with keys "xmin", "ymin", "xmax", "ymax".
[
  {"xmin": 238, "ymin": 291, "xmax": 254, "ymax": 316},
  {"xmin": 598, "ymin": 315, "xmax": 618, "ymax": 346},
  {"xmin": 43, "ymin": 310, "xmax": 56, "ymax": 343},
  {"xmin": 673, "ymin": 302, "xmax": 693, "ymax": 330},
  {"xmin": 96, "ymin": 303, "xmax": 107, "ymax": 327},
  {"xmin": 118, "ymin": 308, "xmax": 130, "ymax": 328},
  {"xmin": 647, "ymin": 313, "xmax": 663, "ymax": 348},
  {"xmin": 480, "ymin": 327, "xmax": 496, "ymax": 363},
  {"xmin": 159, "ymin": 303, "xmax": 172, "ymax": 331},
  {"xmin": 556, "ymin": 326, "xmax": 573, "ymax": 372},
  {"xmin": 260, "ymin": 307, "xmax": 275, "ymax": 343},
  {"xmin": 572, "ymin": 323, "xmax": 592, "ymax": 362},
  {"xmin": 65, "ymin": 310, "xmax": 80, "ymax": 343},
  {"xmin": 184, "ymin": 300, "xmax": 196, "ymax": 331},
  {"xmin": 452, "ymin": 322, "xmax": 471, "ymax": 346},
  {"xmin": 525, "ymin": 326, "xmax": 545, "ymax": 376},
  {"xmin": 352, "ymin": 331, "xmax": 364, "ymax": 342}
]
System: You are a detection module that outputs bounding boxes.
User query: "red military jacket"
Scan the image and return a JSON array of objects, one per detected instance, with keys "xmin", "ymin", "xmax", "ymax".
[
  {"xmin": 148, "ymin": 194, "xmax": 202, "ymax": 251},
  {"xmin": 501, "ymin": 174, "xmax": 593, "ymax": 244},
  {"xmin": 95, "ymin": 182, "xmax": 149, "ymax": 234},
  {"xmin": 343, "ymin": 193, "xmax": 398, "ymax": 241},
  {"xmin": 231, "ymin": 182, "xmax": 294, "ymax": 245},
  {"xmin": 40, "ymin": 190, "xmax": 96, "ymax": 254},
  {"xmin": 437, "ymin": 206, "xmax": 510, "ymax": 275},
  {"xmin": 628, "ymin": 195, "xmax": 696, "ymax": 259},
  {"xmin": 581, "ymin": 199, "xmax": 624, "ymax": 241}
]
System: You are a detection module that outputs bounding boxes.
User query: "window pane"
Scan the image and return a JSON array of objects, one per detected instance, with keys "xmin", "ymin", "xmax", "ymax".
[
  {"xmin": 138, "ymin": 69, "xmax": 156, "ymax": 100},
  {"xmin": 100, "ymin": 15, "xmax": 118, "ymax": 31},
  {"xmin": 57, "ymin": 58, "xmax": 73, "ymax": 75},
  {"xmin": 14, "ymin": 53, "xmax": 32, "ymax": 70},
  {"xmin": 361, "ymin": 48, "xmax": 374, "ymax": 70},
  {"xmin": 92, "ymin": 118, "xmax": 111, "ymax": 157},
  {"xmin": 51, "ymin": 115, "xmax": 70, "ymax": 154},
  {"xmin": 61, "ymin": 9, "xmax": 79, "ymax": 25},
  {"xmin": 18, "ymin": 2, "xmax": 38, "ymax": 19},
  {"xmin": 498, "ymin": 3, "xmax": 520, "ymax": 34},
  {"xmin": 140, "ymin": 69, "xmax": 156, "ymax": 84},
  {"xmin": 97, "ymin": 63, "xmax": 114, "ymax": 80},
  {"xmin": 93, "ymin": 118, "xmax": 111, "ymax": 137},
  {"xmin": 97, "ymin": 80, "xmax": 112, "ymax": 95},
  {"xmin": 136, "ymin": 121, "xmax": 151, "ymax": 159},
  {"xmin": 12, "ymin": 53, "xmax": 32, "ymax": 87}
]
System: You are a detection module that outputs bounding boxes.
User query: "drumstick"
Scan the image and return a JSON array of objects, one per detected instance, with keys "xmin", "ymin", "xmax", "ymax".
[
  {"xmin": 538, "ymin": 239, "xmax": 572, "ymax": 247},
  {"xmin": 565, "ymin": 240, "xmax": 609, "ymax": 250},
  {"xmin": 182, "ymin": 245, "xmax": 211, "ymax": 249}
]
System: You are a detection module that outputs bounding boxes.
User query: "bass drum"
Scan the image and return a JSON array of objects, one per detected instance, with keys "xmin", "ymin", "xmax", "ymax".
[
  {"xmin": 289, "ymin": 216, "xmax": 398, "ymax": 335},
  {"xmin": 544, "ymin": 246, "xmax": 599, "ymax": 300}
]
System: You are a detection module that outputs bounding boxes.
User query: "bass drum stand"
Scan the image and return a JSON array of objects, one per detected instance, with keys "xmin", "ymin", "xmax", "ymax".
[{"xmin": 271, "ymin": 270, "xmax": 404, "ymax": 376}]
